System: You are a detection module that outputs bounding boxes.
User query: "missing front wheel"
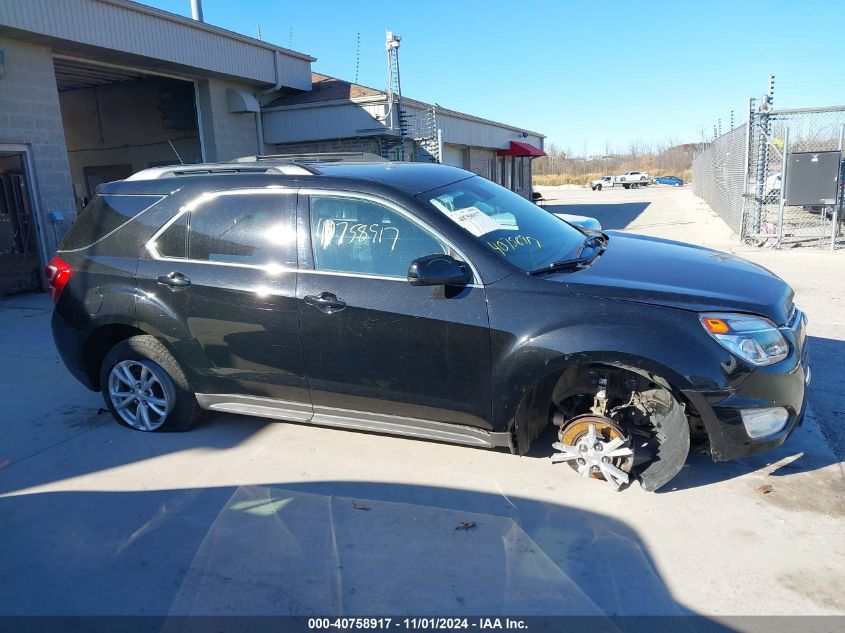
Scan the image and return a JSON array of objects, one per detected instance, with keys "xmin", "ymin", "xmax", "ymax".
[{"xmin": 550, "ymin": 368, "xmax": 690, "ymax": 491}]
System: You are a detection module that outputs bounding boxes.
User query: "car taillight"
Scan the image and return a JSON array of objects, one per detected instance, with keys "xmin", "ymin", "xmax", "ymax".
[{"xmin": 46, "ymin": 256, "xmax": 73, "ymax": 304}]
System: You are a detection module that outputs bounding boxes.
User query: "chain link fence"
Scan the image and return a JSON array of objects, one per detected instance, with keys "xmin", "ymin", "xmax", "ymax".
[
  {"xmin": 693, "ymin": 105, "xmax": 845, "ymax": 250},
  {"xmin": 691, "ymin": 124, "xmax": 747, "ymax": 235}
]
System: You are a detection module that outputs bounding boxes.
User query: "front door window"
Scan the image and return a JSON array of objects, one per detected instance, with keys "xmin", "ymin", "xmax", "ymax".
[{"xmin": 309, "ymin": 195, "xmax": 448, "ymax": 278}]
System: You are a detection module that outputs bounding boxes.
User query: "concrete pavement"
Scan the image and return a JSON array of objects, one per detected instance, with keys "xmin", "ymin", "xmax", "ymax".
[{"xmin": 1, "ymin": 186, "xmax": 843, "ymax": 619}]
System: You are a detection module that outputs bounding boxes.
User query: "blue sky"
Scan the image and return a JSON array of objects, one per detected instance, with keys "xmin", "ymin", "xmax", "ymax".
[{"xmin": 146, "ymin": 0, "xmax": 844, "ymax": 155}]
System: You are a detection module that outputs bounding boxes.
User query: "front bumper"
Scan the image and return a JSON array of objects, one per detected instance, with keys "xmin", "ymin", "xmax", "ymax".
[{"xmin": 684, "ymin": 313, "xmax": 810, "ymax": 462}]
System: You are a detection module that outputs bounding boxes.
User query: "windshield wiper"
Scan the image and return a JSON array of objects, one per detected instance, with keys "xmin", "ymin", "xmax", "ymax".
[
  {"xmin": 529, "ymin": 233, "xmax": 608, "ymax": 276},
  {"xmin": 529, "ymin": 254, "xmax": 598, "ymax": 275}
]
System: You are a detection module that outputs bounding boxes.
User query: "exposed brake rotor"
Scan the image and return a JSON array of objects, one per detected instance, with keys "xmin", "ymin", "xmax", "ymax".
[{"xmin": 552, "ymin": 414, "xmax": 634, "ymax": 491}]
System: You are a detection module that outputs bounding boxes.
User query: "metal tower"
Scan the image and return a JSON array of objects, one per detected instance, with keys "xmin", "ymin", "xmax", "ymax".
[
  {"xmin": 383, "ymin": 30, "xmax": 406, "ymax": 161},
  {"xmin": 381, "ymin": 30, "xmax": 441, "ymax": 163}
]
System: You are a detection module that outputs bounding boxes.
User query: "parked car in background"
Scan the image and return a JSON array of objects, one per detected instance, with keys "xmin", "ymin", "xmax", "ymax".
[
  {"xmin": 653, "ymin": 176, "xmax": 684, "ymax": 187},
  {"xmin": 531, "ymin": 192, "xmax": 603, "ymax": 231},
  {"xmin": 618, "ymin": 171, "xmax": 649, "ymax": 183},
  {"xmin": 765, "ymin": 171, "xmax": 782, "ymax": 196},
  {"xmin": 49, "ymin": 156, "xmax": 809, "ymax": 493},
  {"xmin": 551, "ymin": 212, "xmax": 602, "ymax": 232}
]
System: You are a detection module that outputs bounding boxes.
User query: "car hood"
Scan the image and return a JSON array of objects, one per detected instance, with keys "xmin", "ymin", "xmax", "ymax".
[{"xmin": 559, "ymin": 232, "xmax": 794, "ymax": 325}]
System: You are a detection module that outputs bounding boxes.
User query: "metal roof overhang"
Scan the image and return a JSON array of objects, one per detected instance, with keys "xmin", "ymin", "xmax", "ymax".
[
  {"xmin": 497, "ymin": 141, "xmax": 547, "ymax": 157},
  {"xmin": 0, "ymin": 0, "xmax": 314, "ymax": 89},
  {"xmin": 53, "ymin": 56, "xmax": 148, "ymax": 91}
]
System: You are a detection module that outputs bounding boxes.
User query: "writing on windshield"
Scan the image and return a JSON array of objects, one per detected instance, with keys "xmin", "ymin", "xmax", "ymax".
[{"xmin": 424, "ymin": 176, "xmax": 584, "ymax": 272}]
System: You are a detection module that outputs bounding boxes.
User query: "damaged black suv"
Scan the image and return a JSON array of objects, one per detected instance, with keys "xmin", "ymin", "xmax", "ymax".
[{"xmin": 49, "ymin": 155, "xmax": 810, "ymax": 491}]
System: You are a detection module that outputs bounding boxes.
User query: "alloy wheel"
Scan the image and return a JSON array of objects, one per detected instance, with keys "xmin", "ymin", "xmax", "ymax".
[{"xmin": 107, "ymin": 360, "xmax": 173, "ymax": 431}]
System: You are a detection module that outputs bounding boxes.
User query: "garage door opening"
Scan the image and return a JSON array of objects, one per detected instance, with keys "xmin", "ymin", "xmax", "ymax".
[
  {"xmin": 54, "ymin": 57, "xmax": 203, "ymax": 211},
  {"xmin": 0, "ymin": 152, "xmax": 40, "ymax": 297}
]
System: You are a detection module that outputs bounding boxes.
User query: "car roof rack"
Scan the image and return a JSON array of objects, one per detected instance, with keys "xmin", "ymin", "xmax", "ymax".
[
  {"xmin": 124, "ymin": 162, "xmax": 317, "ymax": 181},
  {"xmin": 232, "ymin": 152, "xmax": 388, "ymax": 164}
]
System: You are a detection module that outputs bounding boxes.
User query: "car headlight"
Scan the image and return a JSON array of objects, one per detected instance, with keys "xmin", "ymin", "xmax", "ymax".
[{"xmin": 700, "ymin": 312, "xmax": 789, "ymax": 366}]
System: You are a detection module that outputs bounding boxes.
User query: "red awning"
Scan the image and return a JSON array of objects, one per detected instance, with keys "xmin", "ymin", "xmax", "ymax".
[{"xmin": 497, "ymin": 141, "xmax": 546, "ymax": 157}]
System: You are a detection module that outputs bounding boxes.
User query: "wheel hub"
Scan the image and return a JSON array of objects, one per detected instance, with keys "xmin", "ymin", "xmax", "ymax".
[
  {"xmin": 552, "ymin": 414, "xmax": 634, "ymax": 490},
  {"xmin": 107, "ymin": 360, "xmax": 172, "ymax": 431}
]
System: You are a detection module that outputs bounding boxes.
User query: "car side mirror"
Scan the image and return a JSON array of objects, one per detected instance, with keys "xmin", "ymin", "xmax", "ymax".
[{"xmin": 408, "ymin": 254, "xmax": 471, "ymax": 287}]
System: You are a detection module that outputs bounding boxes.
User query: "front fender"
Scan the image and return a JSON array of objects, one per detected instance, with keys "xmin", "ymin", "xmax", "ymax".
[{"xmin": 485, "ymin": 279, "xmax": 751, "ymax": 449}]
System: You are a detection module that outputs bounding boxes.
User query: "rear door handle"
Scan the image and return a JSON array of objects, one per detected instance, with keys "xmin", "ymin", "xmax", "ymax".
[
  {"xmin": 304, "ymin": 292, "xmax": 346, "ymax": 313},
  {"xmin": 157, "ymin": 272, "xmax": 191, "ymax": 288}
]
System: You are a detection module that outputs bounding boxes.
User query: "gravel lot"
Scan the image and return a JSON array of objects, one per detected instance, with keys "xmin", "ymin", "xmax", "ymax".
[{"xmin": 1, "ymin": 185, "xmax": 843, "ymax": 620}]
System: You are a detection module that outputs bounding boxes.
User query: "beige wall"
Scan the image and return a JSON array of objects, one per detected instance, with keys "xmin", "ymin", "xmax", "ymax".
[
  {"xmin": 0, "ymin": 37, "xmax": 75, "ymax": 256},
  {"xmin": 469, "ymin": 147, "xmax": 496, "ymax": 179},
  {"xmin": 197, "ymin": 78, "xmax": 262, "ymax": 162}
]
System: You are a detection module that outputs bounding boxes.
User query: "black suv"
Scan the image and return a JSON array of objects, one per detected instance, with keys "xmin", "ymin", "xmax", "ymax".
[{"xmin": 49, "ymin": 156, "xmax": 810, "ymax": 491}]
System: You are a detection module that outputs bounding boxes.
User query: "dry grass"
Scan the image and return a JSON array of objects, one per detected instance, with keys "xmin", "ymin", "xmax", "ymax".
[{"xmin": 533, "ymin": 168, "xmax": 692, "ymax": 187}]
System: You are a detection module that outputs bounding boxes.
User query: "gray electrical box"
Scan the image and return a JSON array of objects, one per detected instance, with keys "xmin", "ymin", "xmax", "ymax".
[{"xmin": 785, "ymin": 150, "xmax": 841, "ymax": 206}]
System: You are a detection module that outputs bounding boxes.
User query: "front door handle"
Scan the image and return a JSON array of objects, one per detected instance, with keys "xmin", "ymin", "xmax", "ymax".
[
  {"xmin": 304, "ymin": 292, "xmax": 346, "ymax": 313},
  {"xmin": 157, "ymin": 272, "xmax": 191, "ymax": 288}
]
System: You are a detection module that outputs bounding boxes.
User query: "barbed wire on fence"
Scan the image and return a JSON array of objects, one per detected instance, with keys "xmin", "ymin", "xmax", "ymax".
[{"xmin": 693, "ymin": 105, "xmax": 845, "ymax": 250}]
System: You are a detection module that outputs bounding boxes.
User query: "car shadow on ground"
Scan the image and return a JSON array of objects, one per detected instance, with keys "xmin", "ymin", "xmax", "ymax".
[
  {"xmin": 0, "ymin": 410, "xmax": 272, "ymax": 496},
  {"xmin": 541, "ymin": 202, "xmax": 651, "ymax": 230},
  {"xmin": 0, "ymin": 480, "xmax": 733, "ymax": 627}
]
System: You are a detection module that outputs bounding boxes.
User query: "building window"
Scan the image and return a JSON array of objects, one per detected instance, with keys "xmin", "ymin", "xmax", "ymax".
[
  {"xmin": 505, "ymin": 158, "xmax": 513, "ymax": 190},
  {"xmin": 517, "ymin": 157, "xmax": 525, "ymax": 190}
]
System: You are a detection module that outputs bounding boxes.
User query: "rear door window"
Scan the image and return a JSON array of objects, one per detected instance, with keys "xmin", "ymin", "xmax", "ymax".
[
  {"xmin": 153, "ymin": 192, "xmax": 297, "ymax": 268},
  {"xmin": 59, "ymin": 194, "xmax": 163, "ymax": 251}
]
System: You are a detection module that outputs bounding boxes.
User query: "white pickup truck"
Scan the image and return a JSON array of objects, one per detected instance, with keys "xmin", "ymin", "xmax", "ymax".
[{"xmin": 590, "ymin": 171, "xmax": 650, "ymax": 190}]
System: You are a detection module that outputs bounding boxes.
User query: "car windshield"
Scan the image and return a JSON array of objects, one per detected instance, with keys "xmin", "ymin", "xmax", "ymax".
[{"xmin": 421, "ymin": 176, "xmax": 587, "ymax": 272}]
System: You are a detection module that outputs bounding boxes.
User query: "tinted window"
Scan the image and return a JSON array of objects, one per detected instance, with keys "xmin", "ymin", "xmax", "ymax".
[
  {"xmin": 309, "ymin": 196, "xmax": 447, "ymax": 277},
  {"xmin": 188, "ymin": 193, "xmax": 295, "ymax": 266},
  {"xmin": 154, "ymin": 192, "xmax": 296, "ymax": 266},
  {"xmin": 60, "ymin": 194, "xmax": 162, "ymax": 251},
  {"xmin": 155, "ymin": 214, "xmax": 187, "ymax": 258},
  {"xmin": 422, "ymin": 175, "xmax": 585, "ymax": 273}
]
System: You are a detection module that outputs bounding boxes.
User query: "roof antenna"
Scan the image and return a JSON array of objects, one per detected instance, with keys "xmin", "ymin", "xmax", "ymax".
[
  {"xmin": 288, "ymin": 27, "xmax": 293, "ymax": 48},
  {"xmin": 168, "ymin": 140, "xmax": 185, "ymax": 165},
  {"xmin": 256, "ymin": 24, "xmax": 262, "ymax": 40}
]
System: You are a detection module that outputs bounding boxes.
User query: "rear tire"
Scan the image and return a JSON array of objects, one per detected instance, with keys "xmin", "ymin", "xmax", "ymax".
[
  {"xmin": 596, "ymin": 184, "xmax": 602, "ymax": 191},
  {"xmin": 99, "ymin": 335, "xmax": 203, "ymax": 432}
]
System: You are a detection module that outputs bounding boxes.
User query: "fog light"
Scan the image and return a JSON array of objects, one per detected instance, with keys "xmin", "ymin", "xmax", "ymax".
[{"xmin": 740, "ymin": 407, "xmax": 789, "ymax": 438}]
